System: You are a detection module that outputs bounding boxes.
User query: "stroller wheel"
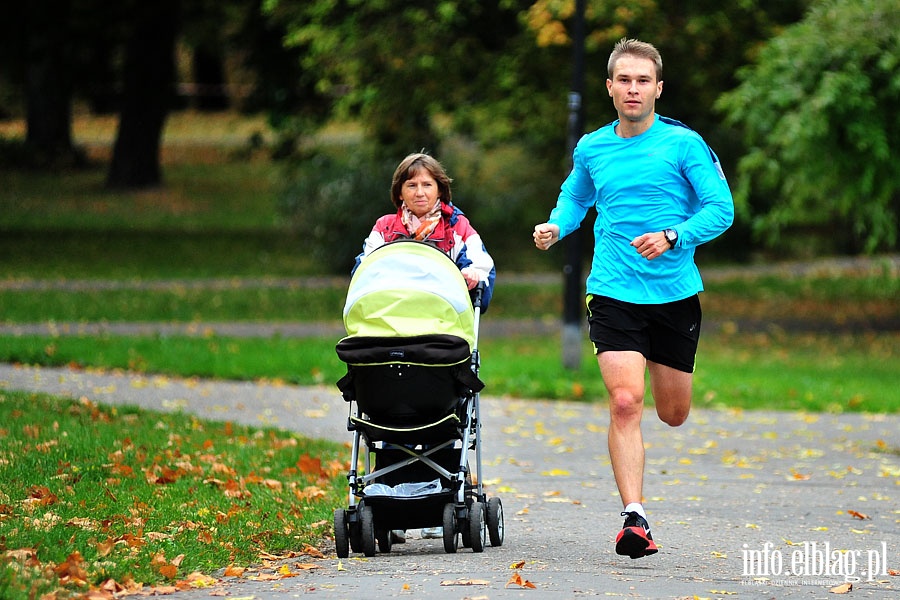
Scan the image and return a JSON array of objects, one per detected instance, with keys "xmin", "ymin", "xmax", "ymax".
[
  {"xmin": 468, "ymin": 501, "xmax": 486, "ymax": 553},
  {"xmin": 486, "ymin": 496, "xmax": 504, "ymax": 547},
  {"xmin": 348, "ymin": 508, "xmax": 363, "ymax": 553},
  {"xmin": 442, "ymin": 503, "xmax": 458, "ymax": 554},
  {"xmin": 376, "ymin": 528, "xmax": 392, "ymax": 554},
  {"xmin": 333, "ymin": 509, "xmax": 349, "ymax": 558},
  {"xmin": 461, "ymin": 474, "xmax": 474, "ymax": 548},
  {"xmin": 359, "ymin": 505, "xmax": 376, "ymax": 557}
]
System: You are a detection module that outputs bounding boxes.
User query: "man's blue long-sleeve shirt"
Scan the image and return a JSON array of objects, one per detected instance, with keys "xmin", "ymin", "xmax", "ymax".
[{"xmin": 549, "ymin": 114, "xmax": 734, "ymax": 304}]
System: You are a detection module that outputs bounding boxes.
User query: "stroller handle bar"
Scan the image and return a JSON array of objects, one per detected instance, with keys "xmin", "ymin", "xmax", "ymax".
[
  {"xmin": 470, "ymin": 281, "xmax": 486, "ymax": 352},
  {"xmin": 471, "ymin": 280, "xmax": 486, "ymax": 310}
]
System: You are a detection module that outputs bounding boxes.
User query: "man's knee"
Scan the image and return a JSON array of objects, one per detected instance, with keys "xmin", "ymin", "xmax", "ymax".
[
  {"xmin": 608, "ymin": 389, "xmax": 643, "ymax": 421},
  {"xmin": 657, "ymin": 402, "xmax": 690, "ymax": 427}
]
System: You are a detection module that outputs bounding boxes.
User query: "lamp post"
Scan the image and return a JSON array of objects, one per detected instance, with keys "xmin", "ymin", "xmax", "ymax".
[{"xmin": 562, "ymin": 0, "xmax": 586, "ymax": 370}]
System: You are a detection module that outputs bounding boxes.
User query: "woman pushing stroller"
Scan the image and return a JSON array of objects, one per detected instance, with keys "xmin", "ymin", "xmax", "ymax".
[
  {"xmin": 353, "ymin": 152, "xmax": 496, "ymax": 312},
  {"xmin": 351, "ymin": 152, "xmax": 496, "ymax": 543}
]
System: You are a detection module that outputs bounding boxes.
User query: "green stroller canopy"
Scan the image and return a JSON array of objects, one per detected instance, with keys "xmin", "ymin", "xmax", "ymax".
[{"xmin": 342, "ymin": 240, "xmax": 476, "ymax": 352}]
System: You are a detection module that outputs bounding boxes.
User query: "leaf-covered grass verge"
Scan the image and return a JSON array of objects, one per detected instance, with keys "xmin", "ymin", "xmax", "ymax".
[{"xmin": 0, "ymin": 390, "xmax": 346, "ymax": 599}]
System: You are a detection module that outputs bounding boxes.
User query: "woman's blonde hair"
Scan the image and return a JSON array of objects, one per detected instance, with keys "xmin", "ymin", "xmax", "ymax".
[{"xmin": 390, "ymin": 153, "xmax": 453, "ymax": 208}]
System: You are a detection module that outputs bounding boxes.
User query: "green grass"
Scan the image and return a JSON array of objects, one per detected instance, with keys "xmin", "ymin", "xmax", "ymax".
[
  {"xmin": 0, "ymin": 282, "xmax": 560, "ymax": 322},
  {"xmin": 0, "ymin": 161, "xmax": 282, "ymax": 231},
  {"xmin": 702, "ymin": 263, "xmax": 900, "ymax": 322},
  {"xmin": 2, "ymin": 329, "xmax": 897, "ymax": 413},
  {"xmin": 0, "ymin": 229, "xmax": 321, "ymax": 280},
  {"xmin": 0, "ymin": 285, "xmax": 348, "ymax": 322},
  {"xmin": 0, "ymin": 335, "xmax": 339, "ymax": 385},
  {"xmin": 694, "ymin": 330, "xmax": 900, "ymax": 414},
  {"xmin": 2, "ymin": 272, "xmax": 896, "ymax": 323},
  {"xmin": 0, "ymin": 389, "xmax": 346, "ymax": 599},
  {"xmin": 0, "ymin": 156, "xmax": 326, "ymax": 279}
]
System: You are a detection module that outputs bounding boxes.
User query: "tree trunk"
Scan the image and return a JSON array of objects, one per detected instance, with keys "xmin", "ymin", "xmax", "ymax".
[
  {"xmin": 107, "ymin": 0, "xmax": 180, "ymax": 189},
  {"xmin": 193, "ymin": 44, "xmax": 230, "ymax": 111},
  {"xmin": 24, "ymin": 0, "xmax": 75, "ymax": 166}
]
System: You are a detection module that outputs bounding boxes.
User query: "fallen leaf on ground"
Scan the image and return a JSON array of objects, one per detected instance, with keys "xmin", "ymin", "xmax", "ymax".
[
  {"xmin": 505, "ymin": 571, "xmax": 536, "ymax": 589},
  {"xmin": 847, "ymin": 510, "xmax": 870, "ymax": 520},
  {"xmin": 440, "ymin": 578, "xmax": 490, "ymax": 586},
  {"xmin": 179, "ymin": 572, "xmax": 217, "ymax": 588},
  {"xmin": 829, "ymin": 582, "xmax": 852, "ymax": 593},
  {"xmin": 541, "ymin": 469, "xmax": 570, "ymax": 476},
  {"xmin": 301, "ymin": 543, "xmax": 325, "ymax": 558}
]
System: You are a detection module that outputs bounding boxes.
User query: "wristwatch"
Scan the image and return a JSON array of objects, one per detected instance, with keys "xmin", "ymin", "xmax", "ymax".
[{"xmin": 664, "ymin": 229, "xmax": 678, "ymax": 249}]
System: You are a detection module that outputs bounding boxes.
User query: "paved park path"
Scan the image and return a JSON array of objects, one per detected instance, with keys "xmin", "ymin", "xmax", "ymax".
[{"xmin": 2, "ymin": 362, "xmax": 898, "ymax": 599}]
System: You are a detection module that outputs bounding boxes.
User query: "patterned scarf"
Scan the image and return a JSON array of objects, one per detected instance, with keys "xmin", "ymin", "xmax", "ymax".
[{"xmin": 401, "ymin": 201, "xmax": 442, "ymax": 241}]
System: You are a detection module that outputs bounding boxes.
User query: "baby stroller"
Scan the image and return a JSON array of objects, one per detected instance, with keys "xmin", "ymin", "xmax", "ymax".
[{"xmin": 333, "ymin": 239, "xmax": 504, "ymax": 556}]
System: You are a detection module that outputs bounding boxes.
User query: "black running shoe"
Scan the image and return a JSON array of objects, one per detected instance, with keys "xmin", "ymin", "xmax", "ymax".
[{"xmin": 615, "ymin": 511, "xmax": 658, "ymax": 559}]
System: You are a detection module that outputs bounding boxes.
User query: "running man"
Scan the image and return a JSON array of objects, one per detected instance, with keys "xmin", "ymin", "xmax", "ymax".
[{"xmin": 533, "ymin": 38, "xmax": 734, "ymax": 559}]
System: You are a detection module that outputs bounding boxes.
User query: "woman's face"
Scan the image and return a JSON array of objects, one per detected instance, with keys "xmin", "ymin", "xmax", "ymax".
[{"xmin": 399, "ymin": 169, "xmax": 440, "ymax": 218}]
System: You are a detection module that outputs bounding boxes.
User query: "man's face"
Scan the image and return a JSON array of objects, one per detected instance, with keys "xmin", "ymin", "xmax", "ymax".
[{"xmin": 606, "ymin": 55, "xmax": 663, "ymax": 124}]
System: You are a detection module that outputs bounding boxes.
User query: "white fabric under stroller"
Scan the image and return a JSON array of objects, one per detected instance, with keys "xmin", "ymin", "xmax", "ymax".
[{"xmin": 333, "ymin": 239, "xmax": 504, "ymax": 556}]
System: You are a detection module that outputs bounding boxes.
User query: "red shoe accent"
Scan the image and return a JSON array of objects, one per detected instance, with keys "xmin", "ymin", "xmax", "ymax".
[{"xmin": 615, "ymin": 526, "xmax": 658, "ymax": 559}]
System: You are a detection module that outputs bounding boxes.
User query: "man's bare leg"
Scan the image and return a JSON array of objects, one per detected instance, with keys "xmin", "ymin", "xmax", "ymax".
[
  {"xmin": 600, "ymin": 350, "xmax": 647, "ymax": 507},
  {"xmin": 600, "ymin": 350, "xmax": 660, "ymax": 558},
  {"xmin": 648, "ymin": 361, "xmax": 693, "ymax": 427}
]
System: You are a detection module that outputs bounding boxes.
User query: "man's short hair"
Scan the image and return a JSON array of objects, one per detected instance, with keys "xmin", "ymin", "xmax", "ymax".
[{"xmin": 608, "ymin": 38, "xmax": 663, "ymax": 81}]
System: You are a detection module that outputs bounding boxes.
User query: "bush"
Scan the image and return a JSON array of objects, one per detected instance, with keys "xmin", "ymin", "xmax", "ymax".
[
  {"xmin": 278, "ymin": 144, "xmax": 396, "ymax": 274},
  {"xmin": 441, "ymin": 137, "xmax": 564, "ymax": 272}
]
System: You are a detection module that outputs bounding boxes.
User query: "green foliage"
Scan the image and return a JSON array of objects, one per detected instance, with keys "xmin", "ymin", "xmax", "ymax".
[
  {"xmin": 266, "ymin": 1, "xmax": 542, "ymax": 156},
  {"xmin": 438, "ymin": 137, "xmax": 565, "ymax": 271},
  {"xmin": 266, "ymin": 0, "xmax": 812, "ymax": 161},
  {"xmin": 717, "ymin": 0, "xmax": 900, "ymax": 254},
  {"xmin": 277, "ymin": 143, "xmax": 396, "ymax": 273}
]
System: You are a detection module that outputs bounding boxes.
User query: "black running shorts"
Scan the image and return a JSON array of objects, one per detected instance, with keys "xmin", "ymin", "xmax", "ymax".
[{"xmin": 586, "ymin": 294, "xmax": 702, "ymax": 373}]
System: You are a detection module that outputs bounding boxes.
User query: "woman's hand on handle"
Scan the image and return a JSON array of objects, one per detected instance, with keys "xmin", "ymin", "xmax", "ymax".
[{"xmin": 460, "ymin": 267, "xmax": 481, "ymax": 290}]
